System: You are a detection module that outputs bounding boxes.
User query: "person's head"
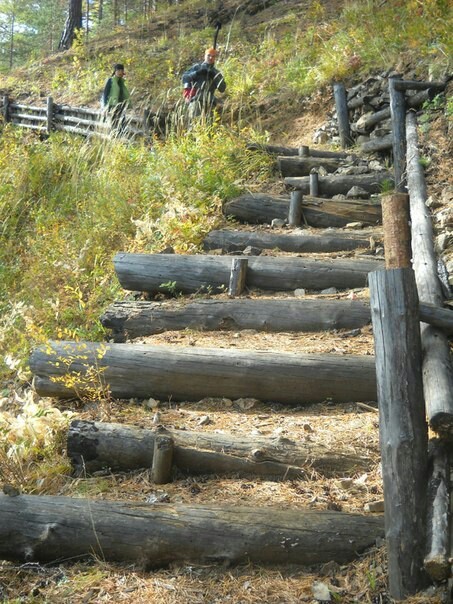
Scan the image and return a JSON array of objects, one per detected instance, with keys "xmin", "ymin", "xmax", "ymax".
[
  {"xmin": 112, "ymin": 63, "xmax": 125, "ymax": 78},
  {"xmin": 204, "ymin": 48, "xmax": 217, "ymax": 65}
]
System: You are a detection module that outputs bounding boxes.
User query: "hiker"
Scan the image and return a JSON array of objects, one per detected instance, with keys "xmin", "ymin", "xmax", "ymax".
[
  {"xmin": 102, "ymin": 63, "xmax": 131, "ymax": 132},
  {"xmin": 182, "ymin": 48, "xmax": 226, "ymax": 122}
]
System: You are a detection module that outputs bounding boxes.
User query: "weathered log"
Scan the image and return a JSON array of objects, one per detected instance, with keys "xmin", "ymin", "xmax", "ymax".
[
  {"xmin": 309, "ymin": 172, "xmax": 319, "ymax": 196},
  {"xmin": 394, "ymin": 80, "xmax": 446, "ymax": 92},
  {"xmin": 101, "ymin": 298, "xmax": 452, "ymax": 342},
  {"xmin": 360, "ymin": 135, "xmax": 393, "ymax": 154},
  {"xmin": 288, "ymin": 190, "xmax": 303, "ymax": 226},
  {"xmin": 359, "ymin": 107, "xmax": 391, "ymax": 130},
  {"xmin": 369, "ymin": 268, "xmax": 428, "ymax": 599},
  {"xmin": 333, "ymin": 82, "xmax": 352, "ymax": 148},
  {"xmin": 203, "ymin": 228, "xmax": 372, "ymax": 253},
  {"xmin": 101, "ymin": 298, "xmax": 373, "ymax": 340},
  {"xmin": 67, "ymin": 420, "xmax": 373, "ymax": 478},
  {"xmin": 30, "ymin": 341, "xmax": 378, "ymax": 404},
  {"xmin": 113, "ymin": 253, "xmax": 382, "ymax": 295},
  {"xmin": 0, "ymin": 494, "xmax": 384, "ymax": 567},
  {"xmin": 228, "ymin": 258, "xmax": 247, "ymax": 297},
  {"xmin": 406, "ymin": 111, "xmax": 453, "ymax": 435},
  {"xmin": 247, "ymin": 143, "xmax": 350, "ymax": 159},
  {"xmin": 389, "ymin": 78, "xmax": 407, "ymax": 192},
  {"xmin": 223, "ymin": 194, "xmax": 382, "ymax": 228},
  {"xmin": 424, "ymin": 439, "xmax": 450, "ymax": 581},
  {"xmin": 277, "ymin": 156, "xmax": 340, "ymax": 177},
  {"xmin": 284, "ymin": 172, "xmax": 393, "ymax": 196},
  {"xmin": 381, "ymin": 193, "xmax": 411, "ymax": 268},
  {"xmin": 151, "ymin": 433, "xmax": 174, "ymax": 484}
]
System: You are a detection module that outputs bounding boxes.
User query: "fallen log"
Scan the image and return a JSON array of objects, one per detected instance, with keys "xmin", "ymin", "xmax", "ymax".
[
  {"xmin": 0, "ymin": 494, "xmax": 384, "ymax": 567},
  {"xmin": 223, "ymin": 194, "xmax": 382, "ymax": 228},
  {"xmin": 277, "ymin": 156, "xmax": 340, "ymax": 177},
  {"xmin": 101, "ymin": 298, "xmax": 372, "ymax": 340},
  {"xmin": 284, "ymin": 172, "xmax": 393, "ymax": 196},
  {"xmin": 113, "ymin": 253, "xmax": 382, "ymax": 295},
  {"xmin": 361, "ymin": 135, "xmax": 393, "ymax": 154},
  {"xmin": 203, "ymin": 228, "xmax": 372, "ymax": 253},
  {"xmin": 406, "ymin": 111, "xmax": 453, "ymax": 436},
  {"xmin": 101, "ymin": 298, "xmax": 452, "ymax": 341},
  {"xmin": 67, "ymin": 420, "xmax": 373, "ymax": 478},
  {"xmin": 30, "ymin": 341, "xmax": 378, "ymax": 404},
  {"xmin": 247, "ymin": 143, "xmax": 351, "ymax": 159}
]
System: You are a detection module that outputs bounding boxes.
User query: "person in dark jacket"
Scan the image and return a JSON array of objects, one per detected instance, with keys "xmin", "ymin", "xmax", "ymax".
[
  {"xmin": 182, "ymin": 48, "xmax": 226, "ymax": 122},
  {"xmin": 102, "ymin": 63, "xmax": 131, "ymax": 132}
]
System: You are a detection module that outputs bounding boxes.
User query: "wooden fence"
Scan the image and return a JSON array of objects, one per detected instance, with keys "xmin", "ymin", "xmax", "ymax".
[{"xmin": 1, "ymin": 95, "xmax": 151, "ymax": 139}]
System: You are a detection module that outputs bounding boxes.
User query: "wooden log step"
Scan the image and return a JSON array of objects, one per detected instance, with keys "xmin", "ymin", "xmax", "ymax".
[
  {"xmin": 101, "ymin": 298, "xmax": 372, "ymax": 340},
  {"xmin": 30, "ymin": 341, "xmax": 377, "ymax": 404},
  {"xmin": 101, "ymin": 298, "xmax": 452, "ymax": 342},
  {"xmin": 0, "ymin": 494, "xmax": 384, "ymax": 567},
  {"xmin": 361, "ymin": 135, "xmax": 393, "ymax": 154},
  {"xmin": 277, "ymin": 156, "xmax": 341, "ymax": 177},
  {"xmin": 284, "ymin": 172, "xmax": 394, "ymax": 196},
  {"xmin": 68, "ymin": 420, "xmax": 373, "ymax": 478},
  {"xmin": 113, "ymin": 253, "xmax": 383, "ymax": 295},
  {"xmin": 203, "ymin": 228, "xmax": 372, "ymax": 253},
  {"xmin": 223, "ymin": 194, "xmax": 382, "ymax": 227},
  {"xmin": 247, "ymin": 142, "xmax": 351, "ymax": 159}
]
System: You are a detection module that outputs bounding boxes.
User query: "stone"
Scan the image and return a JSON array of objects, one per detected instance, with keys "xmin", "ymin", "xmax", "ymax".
[
  {"xmin": 242, "ymin": 246, "xmax": 262, "ymax": 256},
  {"xmin": 435, "ymin": 233, "xmax": 453, "ymax": 253},
  {"xmin": 345, "ymin": 221, "xmax": 364, "ymax": 229},
  {"xmin": 294, "ymin": 288, "xmax": 306, "ymax": 297},
  {"xmin": 320, "ymin": 287, "xmax": 337, "ymax": 295},
  {"xmin": 271, "ymin": 218, "xmax": 286, "ymax": 228},
  {"xmin": 364, "ymin": 500, "xmax": 385, "ymax": 513},
  {"xmin": 368, "ymin": 160, "xmax": 386, "ymax": 171},
  {"xmin": 346, "ymin": 186, "xmax": 369, "ymax": 199}
]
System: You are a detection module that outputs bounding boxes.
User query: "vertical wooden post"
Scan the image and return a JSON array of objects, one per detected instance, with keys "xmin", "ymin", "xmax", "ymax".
[
  {"xmin": 288, "ymin": 190, "xmax": 302, "ymax": 226},
  {"xmin": 369, "ymin": 267, "xmax": 428, "ymax": 599},
  {"xmin": 228, "ymin": 258, "xmax": 248, "ymax": 297},
  {"xmin": 333, "ymin": 82, "xmax": 352, "ymax": 149},
  {"xmin": 298, "ymin": 145, "xmax": 310, "ymax": 157},
  {"xmin": 151, "ymin": 433, "xmax": 174, "ymax": 484},
  {"xmin": 46, "ymin": 97, "xmax": 54, "ymax": 134},
  {"xmin": 2, "ymin": 95, "xmax": 10, "ymax": 122},
  {"xmin": 389, "ymin": 77, "xmax": 407, "ymax": 192},
  {"xmin": 309, "ymin": 171, "xmax": 319, "ymax": 197},
  {"xmin": 381, "ymin": 193, "xmax": 411, "ymax": 268}
]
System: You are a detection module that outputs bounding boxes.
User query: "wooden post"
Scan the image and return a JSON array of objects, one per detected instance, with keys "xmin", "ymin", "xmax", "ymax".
[
  {"xmin": 151, "ymin": 433, "xmax": 174, "ymax": 484},
  {"xmin": 333, "ymin": 82, "xmax": 352, "ymax": 149},
  {"xmin": 369, "ymin": 268, "xmax": 428, "ymax": 599},
  {"xmin": 228, "ymin": 258, "xmax": 248, "ymax": 297},
  {"xmin": 2, "ymin": 95, "xmax": 10, "ymax": 122},
  {"xmin": 46, "ymin": 97, "xmax": 54, "ymax": 134},
  {"xmin": 298, "ymin": 145, "xmax": 310, "ymax": 157},
  {"xmin": 309, "ymin": 171, "xmax": 319, "ymax": 197},
  {"xmin": 288, "ymin": 190, "xmax": 302, "ymax": 226},
  {"xmin": 424, "ymin": 439, "xmax": 450, "ymax": 581},
  {"xmin": 389, "ymin": 77, "xmax": 407, "ymax": 192},
  {"xmin": 381, "ymin": 193, "xmax": 411, "ymax": 268}
]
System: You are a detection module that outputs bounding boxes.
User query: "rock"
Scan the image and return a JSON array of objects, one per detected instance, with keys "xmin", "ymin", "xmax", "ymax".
[
  {"xmin": 368, "ymin": 160, "xmax": 386, "ymax": 171},
  {"xmin": 317, "ymin": 166, "xmax": 329, "ymax": 176},
  {"xmin": 375, "ymin": 246, "xmax": 385, "ymax": 256},
  {"xmin": 271, "ymin": 218, "xmax": 286, "ymax": 228},
  {"xmin": 159, "ymin": 246, "xmax": 174, "ymax": 254},
  {"xmin": 356, "ymin": 111, "xmax": 375, "ymax": 130},
  {"xmin": 294, "ymin": 288, "xmax": 306, "ymax": 297},
  {"xmin": 345, "ymin": 221, "xmax": 364, "ymax": 229},
  {"xmin": 198, "ymin": 415, "xmax": 211, "ymax": 426},
  {"xmin": 242, "ymin": 246, "xmax": 262, "ymax": 256},
  {"xmin": 425, "ymin": 195, "xmax": 442, "ymax": 209},
  {"xmin": 346, "ymin": 186, "xmax": 370, "ymax": 199},
  {"xmin": 364, "ymin": 500, "xmax": 385, "ymax": 513},
  {"xmin": 313, "ymin": 130, "xmax": 329, "ymax": 144},
  {"xmin": 320, "ymin": 287, "xmax": 337, "ymax": 295},
  {"xmin": 332, "ymin": 194, "xmax": 347, "ymax": 200},
  {"xmin": 312, "ymin": 581, "xmax": 331, "ymax": 601},
  {"xmin": 435, "ymin": 233, "xmax": 453, "ymax": 252},
  {"xmin": 339, "ymin": 478, "xmax": 354, "ymax": 490}
]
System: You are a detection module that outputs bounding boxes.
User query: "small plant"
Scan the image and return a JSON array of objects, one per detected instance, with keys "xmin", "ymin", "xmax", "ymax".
[{"xmin": 159, "ymin": 280, "xmax": 179, "ymax": 296}]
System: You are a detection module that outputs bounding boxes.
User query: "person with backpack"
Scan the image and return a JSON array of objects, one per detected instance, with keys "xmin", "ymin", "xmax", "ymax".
[
  {"xmin": 102, "ymin": 63, "xmax": 131, "ymax": 132},
  {"xmin": 182, "ymin": 48, "xmax": 226, "ymax": 122}
]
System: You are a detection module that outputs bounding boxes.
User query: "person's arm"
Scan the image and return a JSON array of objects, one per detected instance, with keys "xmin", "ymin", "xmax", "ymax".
[{"xmin": 102, "ymin": 78, "xmax": 112, "ymax": 106}]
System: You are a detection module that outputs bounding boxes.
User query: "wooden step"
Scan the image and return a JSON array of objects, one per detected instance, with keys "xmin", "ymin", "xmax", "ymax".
[
  {"xmin": 284, "ymin": 172, "xmax": 393, "ymax": 196},
  {"xmin": 113, "ymin": 253, "xmax": 383, "ymax": 295},
  {"xmin": 30, "ymin": 341, "xmax": 377, "ymax": 404}
]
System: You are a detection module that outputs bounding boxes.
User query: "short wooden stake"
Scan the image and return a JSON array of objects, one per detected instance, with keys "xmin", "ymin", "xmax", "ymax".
[
  {"xmin": 309, "ymin": 171, "xmax": 319, "ymax": 197},
  {"xmin": 333, "ymin": 82, "xmax": 352, "ymax": 148},
  {"xmin": 369, "ymin": 267, "xmax": 428, "ymax": 600},
  {"xmin": 228, "ymin": 258, "xmax": 248, "ymax": 297},
  {"xmin": 151, "ymin": 433, "xmax": 174, "ymax": 484},
  {"xmin": 288, "ymin": 190, "xmax": 303, "ymax": 226},
  {"xmin": 46, "ymin": 96, "xmax": 54, "ymax": 134},
  {"xmin": 381, "ymin": 193, "xmax": 411, "ymax": 268},
  {"xmin": 298, "ymin": 145, "xmax": 310, "ymax": 157}
]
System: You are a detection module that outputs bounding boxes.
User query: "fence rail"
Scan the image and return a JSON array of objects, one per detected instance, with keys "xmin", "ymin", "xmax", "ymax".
[{"xmin": 1, "ymin": 95, "xmax": 149, "ymax": 139}]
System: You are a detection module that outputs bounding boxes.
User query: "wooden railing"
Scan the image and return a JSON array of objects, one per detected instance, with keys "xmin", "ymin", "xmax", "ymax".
[{"xmin": 1, "ymin": 95, "xmax": 150, "ymax": 139}]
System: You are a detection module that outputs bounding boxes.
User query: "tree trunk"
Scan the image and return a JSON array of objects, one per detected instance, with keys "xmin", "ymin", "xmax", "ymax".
[
  {"xmin": 101, "ymin": 298, "xmax": 372, "ymax": 341},
  {"xmin": 203, "ymin": 228, "xmax": 372, "ymax": 253},
  {"xmin": 406, "ymin": 111, "xmax": 453, "ymax": 436},
  {"xmin": 0, "ymin": 494, "xmax": 384, "ymax": 567},
  {"xmin": 59, "ymin": 0, "xmax": 83, "ymax": 50},
  {"xmin": 223, "ymin": 194, "xmax": 382, "ymax": 227},
  {"xmin": 284, "ymin": 172, "xmax": 393, "ymax": 196},
  {"xmin": 113, "ymin": 253, "xmax": 383, "ymax": 295},
  {"xmin": 29, "ymin": 341, "xmax": 378, "ymax": 404},
  {"xmin": 67, "ymin": 420, "xmax": 373, "ymax": 478}
]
